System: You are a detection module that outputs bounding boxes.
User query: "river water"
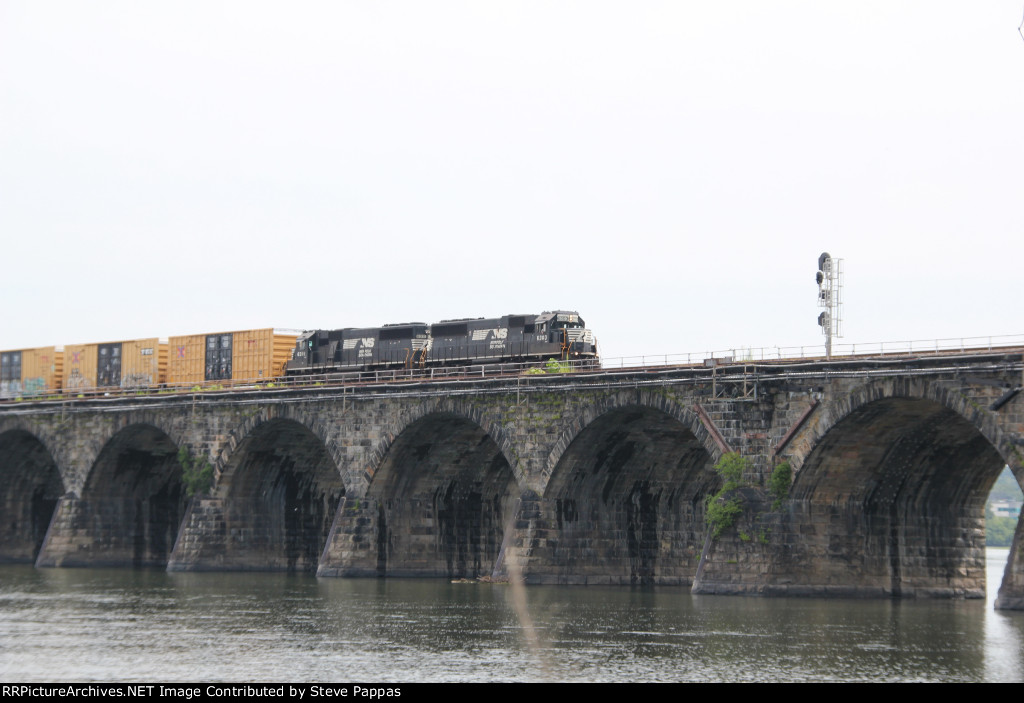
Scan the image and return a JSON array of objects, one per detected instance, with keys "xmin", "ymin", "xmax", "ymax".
[{"xmin": 2, "ymin": 549, "xmax": 1022, "ymax": 682}]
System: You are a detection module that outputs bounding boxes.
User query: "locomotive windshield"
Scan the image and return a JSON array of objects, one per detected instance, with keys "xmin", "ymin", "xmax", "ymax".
[{"xmin": 551, "ymin": 313, "xmax": 584, "ymax": 330}]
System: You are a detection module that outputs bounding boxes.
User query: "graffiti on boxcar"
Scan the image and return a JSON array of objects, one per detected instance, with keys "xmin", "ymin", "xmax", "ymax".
[
  {"xmin": 22, "ymin": 377, "xmax": 46, "ymax": 395},
  {"xmin": 121, "ymin": 373, "xmax": 155, "ymax": 389},
  {"xmin": 64, "ymin": 368, "xmax": 90, "ymax": 390}
]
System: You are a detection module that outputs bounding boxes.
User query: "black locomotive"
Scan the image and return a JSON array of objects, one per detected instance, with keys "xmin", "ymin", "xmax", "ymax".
[{"xmin": 286, "ymin": 310, "xmax": 597, "ymax": 374}]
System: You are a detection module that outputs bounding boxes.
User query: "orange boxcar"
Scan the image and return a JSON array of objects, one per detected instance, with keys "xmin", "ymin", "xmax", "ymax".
[
  {"xmin": 64, "ymin": 339, "xmax": 168, "ymax": 390},
  {"xmin": 0, "ymin": 346, "xmax": 63, "ymax": 398},
  {"xmin": 167, "ymin": 329, "xmax": 297, "ymax": 386}
]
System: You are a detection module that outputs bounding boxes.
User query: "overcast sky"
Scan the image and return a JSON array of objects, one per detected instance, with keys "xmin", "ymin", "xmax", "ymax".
[{"xmin": 2, "ymin": 1, "xmax": 1022, "ymax": 361}]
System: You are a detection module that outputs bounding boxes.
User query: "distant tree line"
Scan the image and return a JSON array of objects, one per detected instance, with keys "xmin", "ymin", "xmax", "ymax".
[{"xmin": 987, "ymin": 467, "xmax": 1022, "ymax": 548}]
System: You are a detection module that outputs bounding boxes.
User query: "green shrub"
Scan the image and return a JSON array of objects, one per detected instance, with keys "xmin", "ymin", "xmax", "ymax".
[
  {"xmin": 178, "ymin": 447, "xmax": 214, "ymax": 498},
  {"xmin": 544, "ymin": 359, "xmax": 571, "ymax": 373},
  {"xmin": 705, "ymin": 452, "xmax": 750, "ymax": 539},
  {"xmin": 768, "ymin": 461, "xmax": 792, "ymax": 510}
]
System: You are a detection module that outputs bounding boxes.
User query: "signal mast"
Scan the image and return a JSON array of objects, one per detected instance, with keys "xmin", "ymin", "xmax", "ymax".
[{"xmin": 816, "ymin": 252, "xmax": 843, "ymax": 359}]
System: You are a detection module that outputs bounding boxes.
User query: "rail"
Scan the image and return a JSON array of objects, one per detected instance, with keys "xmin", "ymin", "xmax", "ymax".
[
  {"xmin": 601, "ymin": 333, "xmax": 1024, "ymax": 369},
  {"xmin": 1, "ymin": 332, "xmax": 1022, "ymax": 405}
]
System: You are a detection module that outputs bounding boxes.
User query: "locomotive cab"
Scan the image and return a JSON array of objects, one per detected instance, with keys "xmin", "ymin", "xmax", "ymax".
[
  {"xmin": 533, "ymin": 311, "xmax": 597, "ymax": 360},
  {"xmin": 287, "ymin": 330, "xmax": 322, "ymax": 374}
]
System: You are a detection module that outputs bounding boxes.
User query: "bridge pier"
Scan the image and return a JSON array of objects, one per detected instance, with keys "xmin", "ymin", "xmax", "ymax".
[
  {"xmin": 166, "ymin": 497, "xmax": 228, "ymax": 571},
  {"xmin": 693, "ymin": 386, "xmax": 1008, "ymax": 600},
  {"xmin": 319, "ymin": 409, "xmax": 520, "ymax": 580},
  {"xmin": 36, "ymin": 423, "xmax": 185, "ymax": 568},
  {"xmin": 508, "ymin": 396, "xmax": 718, "ymax": 586},
  {"xmin": 168, "ymin": 416, "xmax": 344, "ymax": 573},
  {"xmin": 995, "ymin": 467, "xmax": 1024, "ymax": 608},
  {"xmin": 995, "ymin": 522, "xmax": 1024, "ymax": 608},
  {"xmin": 695, "ymin": 500, "xmax": 989, "ymax": 599},
  {"xmin": 0, "ymin": 429, "xmax": 64, "ymax": 563}
]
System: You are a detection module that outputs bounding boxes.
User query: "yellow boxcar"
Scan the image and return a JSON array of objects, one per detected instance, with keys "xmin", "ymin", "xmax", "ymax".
[
  {"xmin": 0, "ymin": 346, "xmax": 63, "ymax": 398},
  {"xmin": 167, "ymin": 329, "xmax": 297, "ymax": 386},
  {"xmin": 166, "ymin": 333, "xmax": 207, "ymax": 386},
  {"xmin": 64, "ymin": 339, "xmax": 167, "ymax": 390},
  {"xmin": 63, "ymin": 343, "xmax": 96, "ymax": 390},
  {"xmin": 120, "ymin": 339, "xmax": 168, "ymax": 388}
]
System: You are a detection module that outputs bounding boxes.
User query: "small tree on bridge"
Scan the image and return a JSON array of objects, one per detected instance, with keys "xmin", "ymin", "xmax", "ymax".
[
  {"xmin": 768, "ymin": 461, "xmax": 792, "ymax": 510},
  {"xmin": 705, "ymin": 452, "xmax": 750, "ymax": 539},
  {"xmin": 177, "ymin": 447, "xmax": 214, "ymax": 498}
]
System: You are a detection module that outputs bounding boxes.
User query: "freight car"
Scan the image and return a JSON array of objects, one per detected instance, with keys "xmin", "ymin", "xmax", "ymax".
[
  {"xmin": 167, "ymin": 329, "xmax": 297, "ymax": 385},
  {"xmin": 286, "ymin": 310, "xmax": 597, "ymax": 374},
  {"xmin": 64, "ymin": 338, "xmax": 166, "ymax": 390},
  {"xmin": 0, "ymin": 329, "xmax": 298, "ymax": 399},
  {"xmin": 0, "ymin": 347, "xmax": 62, "ymax": 398}
]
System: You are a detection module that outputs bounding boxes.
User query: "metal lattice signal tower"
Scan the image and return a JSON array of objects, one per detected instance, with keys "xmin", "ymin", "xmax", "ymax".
[{"xmin": 816, "ymin": 252, "xmax": 843, "ymax": 359}]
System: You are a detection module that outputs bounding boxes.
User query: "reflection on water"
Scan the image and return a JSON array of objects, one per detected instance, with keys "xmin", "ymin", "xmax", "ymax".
[{"xmin": 1, "ymin": 550, "xmax": 1021, "ymax": 682}]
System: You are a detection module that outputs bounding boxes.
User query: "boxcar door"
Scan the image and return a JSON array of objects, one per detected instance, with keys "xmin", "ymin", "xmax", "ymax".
[
  {"xmin": 97, "ymin": 343, "xmax": 122, "ymax": 387},
  {"xmin": 0, "ymin": 351, "xmax": 22, "ymax": 397},
  {"xmin": 205, "ymin": 334, "xmax": 233, "ymax": 381}
]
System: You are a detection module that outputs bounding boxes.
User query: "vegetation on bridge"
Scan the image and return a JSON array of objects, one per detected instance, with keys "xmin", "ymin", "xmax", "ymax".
[
  {"xmin": 705, "ymin": 452, "xmax": 749, "ymax": 539},
  {"xmin": 177, "ymin": 447, "xmax": 214, "ymax": 498},
  {"xmin": 768, "ymin": 461, "xmax": 792, "ymax": 510}
]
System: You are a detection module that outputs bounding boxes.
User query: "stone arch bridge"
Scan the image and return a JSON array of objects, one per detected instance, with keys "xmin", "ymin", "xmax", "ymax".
[{"xmin": 3, "ymin": 349, "xmax": 1024, "ymax": 609}]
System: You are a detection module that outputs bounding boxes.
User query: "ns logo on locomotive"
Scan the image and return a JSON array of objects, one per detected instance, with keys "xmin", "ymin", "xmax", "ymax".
[{"xmin": 286, "ymin": 310, "xmax": 597, "ymax": 374}]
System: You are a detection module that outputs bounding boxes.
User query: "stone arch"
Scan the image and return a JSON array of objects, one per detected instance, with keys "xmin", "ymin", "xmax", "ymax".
[
  {"xmin": 197, "ymin": 415, "xmax": 344, "ymax": 573},
  {"xmin": 777, "ymin": 378, "xmax": 1013, "ymax": 599},
  {"xmin": 363, "ymin": 397, "xmax": 521, "ymax": 494},
  {"xmin": 323, "ymin": 402, "xmax": 520, "ymax": 580},
  {"xmin": 0, "ymin": 428, "xmax": 65, "ymax": 562},
  {"xmin": 211, "ymin": 404, "xmax": 346, "ymax": 494},
  {"xmin": 784, "ymin": 377, "xmax": 1014, "ymax": 476},
  {"xmin": 521, "ymin": 392, "xmax": 719, "ymax": 586},
  {"xmin": 544, "ymin": 390, "xmax": 722, "ymax": 482},
  {"xmin": 33, "ymin": 411, "xmax": 188, "ymax": 498},
  {"xmin": 0, "ymin": 415, "xmax": 106, "ymax": 497},
  {"xmin": 37, "ymin": 422, "xmax": 185, "ymax": 568},
  {"xmin": 0, "ymin": 417, "xmax": 65, "ymax": 473}
]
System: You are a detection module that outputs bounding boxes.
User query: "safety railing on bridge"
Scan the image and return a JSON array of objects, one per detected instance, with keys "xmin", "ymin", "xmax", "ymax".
[
  {"xmin": 600, "ymin": 333, "xmax": 1024, "ymax": 370},
  {"xmin": 2, "ymin": 333, "xmax": 1023, "ymax": 405}
]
